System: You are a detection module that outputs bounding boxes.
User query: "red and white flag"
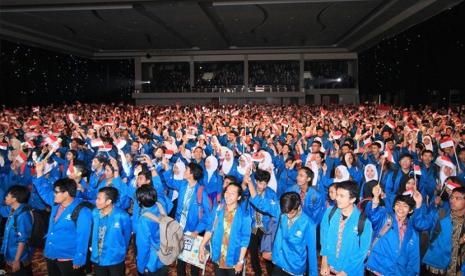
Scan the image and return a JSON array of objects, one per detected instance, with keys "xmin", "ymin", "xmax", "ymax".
[
  {"xmin": 385, "ymin": 119, "xmax": 396, "ymax": 129},
  {"xmin": 114, "ymin": 139, "xmax": 127, "ymax": 150},
  {"xmin": 331, "ymin": 130, "xmax": 343, "ymax": 140},
  {"xmin": 15, "ymin": 151, "xmax": 27, "ymax": 164},
  {"xmin": 383, "ymin": 149, "xmax": 395, "ymax": 163},
  {"xmin": 22, "ymin": 140, "xmax": 35, "ymax": 149},
  {"xmin": 440, "ymin": 137, "xmax": 454, "ymax": 149},
  {"xmin": 93, "ymin": 121, "xmax": 103, "ymax": 129},
  {"xmin": 68, "ymin": 113, "xmax": 78, "ymax": 125},
  {"xmin": 446, "ymin": 179, "xmax": 461, "ymax": 190},
  {"xmin": 98, "ymin": 144, "xmax": 113, "ymax": 152},
  {"xmin": 413, "ymin": 164, "xmax": 422, "ymax": 175},
  {"xmin": 164, "ymin": 149, "xmax": 174, "ymax": 159},
  {"xmin": 66, "ymin": 160, "xmax": 75, "ymax": 176},
  {"xmin": 0, "ymin": 142, "xmax": 8, "ymax": 150},
  {"xmin": 91, "ymin": 138, "xmax": 104, "ymax": 148},
  {"xmin": 402, "ymin": 187, "xmax": 414, "ymax": 196}
]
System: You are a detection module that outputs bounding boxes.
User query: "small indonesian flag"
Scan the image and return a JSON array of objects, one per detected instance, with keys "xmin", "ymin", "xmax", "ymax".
[
  {"xmin": 0, "ymin": 142, "xmax": 8, "ymax": 150},
  {"xmin": 164, "ymin": 149, "xmax": 174, "ymax": 159},
  {"xmin": 93, "ymin": 121, "xmax": 103, "ymax": 129},
  {"xmin": 22, "ymin": 140, "xmax": 35, "ymax": 149},
  {"xmin": 91, "ymin": 138, "xmax": 104, "ymax": 148},
  {"xmin": 363, "ymin": 138, "xmax": 372, "ymax": 148},
  {"xmin": 114, "ymin": 139, "xmax": 127, "ymax": 150},
  {"xmin": 413, "ymin": 164, "xmax": 422, "ymax": 175},
  {"xmin": 45, "ymin": 135, "xmax": 58, "ymax": 145},
  {"xmin": 332, "ymin": 130, "xmax": 342, "ymax": 140},
  {"xmin": 403, "ymin": 187, "xmax": 414, "ymax": 196},
  {"xmin": 98, "ymin": 144, "xmax": 113, "ymax": 152},
  {"xmin": 383, "ymin": 150, "xmax": 395, "ymax": 163},
  {"xmin": 435, "ymin": 155, "xmax": 455, "ymax": 169},
  {"xmin": 446, "ymin": 179, "xmax": 461, "ymax": 190},
  {"xmin": 440, "ymin": 137, "xmax": 454, "ymax": 149},
  {"xmin": 320, "ymin": 109, "xmax": 328, "ymax": 117},
  {"xmin": 104, "ymin": 120, "xmax": 114, "ymax": 127},
  {"xmin": 15, "ymin": 151, "xmax": 27, "ymax": 164},
  {"xmin": 385, "ymin": 119, "xmax": 396, "ymax": 129}
]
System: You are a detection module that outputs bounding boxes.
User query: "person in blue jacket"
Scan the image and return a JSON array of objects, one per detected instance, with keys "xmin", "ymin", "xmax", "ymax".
[
  {"xmin": 0, "ymin": 185, "xmax": 33, "ymax": 275},
  {"xmin": 383, "ymin": 154, "xmax": 414, "ymax": 210},
  {"xmin": 365, "ymin": 184, "xmax": 423, "ymax": 275},
  {"xmin": 162, "ymin": 161, "xmax": 211, "ymax": 276},
  {"xmin": 33, "ymin": 161, "xmax": 92, "ymax": 276},
  {"xmin": 247, "ymin": 179, "xmax": 318, "ymax": 276},
  {"xmin": 135, "ymin": 184, "xmax": 167, "ymax": 275},
  {"xmin": 91, "ymin": 187, "xmax": 131, "ymax": 276},
  {"xmin": 320, "ymin": 180, "xmax": 373, "ymax": 276},
  {"xmin": 245, "ymin": 169, "xmax": 277, "ymax": 276},
  {"xmin": 422, "ymin": 186, "xmax": 465, "ymax": 275},
  {"xmin": 199, "ymin": 182, "xmax": 252, "ymax": 275}
]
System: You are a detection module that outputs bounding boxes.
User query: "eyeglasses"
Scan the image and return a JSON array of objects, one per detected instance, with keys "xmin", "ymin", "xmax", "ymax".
[
  {"xmin": 450, "ymin": 196, "xmax": 465, "ymax": 201},
  {"xmin": 54, "ymin": 190, "xmax": 63, "ymax": 194}
]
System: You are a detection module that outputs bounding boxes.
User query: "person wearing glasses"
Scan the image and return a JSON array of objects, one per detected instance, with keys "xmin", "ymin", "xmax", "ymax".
[{"xmin": 32, "ymin": 161, "xmax": 92, "ymax": 276}]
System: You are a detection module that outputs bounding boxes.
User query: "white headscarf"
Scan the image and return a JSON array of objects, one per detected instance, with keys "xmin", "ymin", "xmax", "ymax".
[
  {"xmin": 237, "ymin": 154, "xmax": 252, "ymax": 176},
  {"xmin": 173, "ymin": 160, "xmax": 186, "ymax": 180},
  {"xmin": 258, "ymin": 150, "xmax": 278, "ymax": 192},
  {"xmin": 439, "ymin": 163, "xmax": 457, "ymax": 185},
  {"xmin": 206, "ymin": 155, "xmax": 219, "ymax": 182},
  {"xmin": 333, "ymin": 165, "xmax": 350, "ymax": 183},
  {"xmin": 422, "ymin": 135, "xmax": 434, "ymax": 152},
  {"xmin": 221, "ymin": 147, "xmax": 234, "ymax": 175},
  {"xmin": 364, "ymin": 164, "xmax": 378, "ymax": 182}
]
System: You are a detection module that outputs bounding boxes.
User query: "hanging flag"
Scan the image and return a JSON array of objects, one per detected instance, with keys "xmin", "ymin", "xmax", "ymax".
[{"xmin": 413, "ymin": 164, "xmax": 422, "ymax": 175}]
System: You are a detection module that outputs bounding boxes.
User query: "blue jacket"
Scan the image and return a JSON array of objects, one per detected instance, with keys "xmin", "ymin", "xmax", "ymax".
[
  {"xmin": 250, "ymin": 195, "xmax": 318, "ymax": 276},
  {"xmin": 136, "ymin": 205, "xmax": 164, "ymax": 273},
  {"xmin": 164, "ymin": 174, "xmax": 211, "ymax": 233},
  {"xmin": 201, "ymin": 171, "xmax": 223, "ymax": 201},
  {"xmin": 286, "ymin": 184, "xmax": 326, "ymax": 225},
  {"xmin": 0, "ymin": 204, "xmax": 33, "ymax": 262},
  {"xmin": 90, "ymin": 207, "xmax": 131, "ymax": 266},
  {"xmin": 320, "ymin": 206, "xmax": 373, "ymax": 276},
  {"xmin": 208, "ymin": 204, "xmax": 252, "ymax": 267},
  {"xmin": 365, "ymin": 202, "xmax": 420, "ymax": 275},
  {"xmin": 276, "ymin": 167, "xmax": 297, "ymax": 197},
  {"xmin": 247, "ymin": 187, "xmax": 277, "ymax": 231},
  {"xmin": 422, "ymin": 209, "xmax": 454, "ymax": 270},
  {"xmin": 33, "ymin": 176, "xmax": 92, "ymax": 266}
]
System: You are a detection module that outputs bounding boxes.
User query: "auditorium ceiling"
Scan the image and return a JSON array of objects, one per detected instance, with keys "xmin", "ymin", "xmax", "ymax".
[{"xmin": 0, "ymin": 0, "xmax": 462, "ymax": 57}]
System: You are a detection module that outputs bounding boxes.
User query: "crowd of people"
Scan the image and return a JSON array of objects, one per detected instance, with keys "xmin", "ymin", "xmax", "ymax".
[
  {"xmin": 0, "ymin": 102, "xmax": 465, "ymax": 276},
  {"xmin": 143, "ymin": 64, "xmax": 190, "ymax": 92},
  {"xmin": 194, "ymin": 63, "xmax": 244, "ymax": 89},
  {"xmin": 248, "ymin": 62, "xmax": 299, "ymax": 87}
]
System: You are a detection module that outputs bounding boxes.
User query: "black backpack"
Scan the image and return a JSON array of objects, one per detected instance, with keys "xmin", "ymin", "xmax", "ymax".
[
  {"xmin": 14, "ymin": 206, "xmax": 50, "ymax": 248},
  {"xmin": 70, "ymin": 201, "xmax": 95, "ymax": 225},
  {"xmin": 328, "ymin": 205, "xmax": 367, "ymax": 246}
]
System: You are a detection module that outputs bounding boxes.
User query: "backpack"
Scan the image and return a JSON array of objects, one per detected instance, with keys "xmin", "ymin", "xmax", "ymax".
[
  {"xmin": 328, "ymin": 205, "xmax": 367, "ymax": 245},
  {"xmin": 71, "ymin": 201, "xmax": 95, "ymax": 225},
  {"xmin": 14, "ymin": 206, "xmax": 50, "ymax": 248},
  {"xmin": 142, "ymin": 202, "xmax": 184, "ymax": 265}
]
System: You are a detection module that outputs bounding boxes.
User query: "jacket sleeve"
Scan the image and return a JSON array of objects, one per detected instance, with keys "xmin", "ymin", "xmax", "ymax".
[
  {"xmin": 73, "ymin": 207, "xmax": 92, "ymax": 266},
  {"xmin": 411, "ymin": 203, "xmax": 434, "ymax": 231},
  {"xmin": 32, "ymin": 176, "xmax": 55, "ymax": 206},
  {"xmin": 406, "ymin": 232, "xmax": 420, "ymax": 276},
  {"xmin": 306, "ymin": 222, "xmax": 318, "ymax": 276},
  {"xmin": 121, "ymin": 212, "xmax": 132, "ymax": 249},
  {"xmin": 250, "ymin": 194, "xmax": 280, "ymax": 218},
  {"xmin": 136, "ymin": 218, "xmax": 151, "ymax": 272},
  {"xmin": 239, "ymin": 210, "xmax": 252, "ymax": 248},
  {"xmin": 319, "ymin": 208, "xmax": 330, "ymax": 256},
  {"xmin": 162, "ymin": 170, "xmax": 181, "ymax": 190},
  {"xmin": 365, "ymin": 201, "xmax": 388, "ymax": 232},
  {"xmin": 17, "ymin": 210, "xmax": 33, "ymax": 243},
  {"xmin": 196, "ymin": 190, "xmax": 212, "ymax": 233}
]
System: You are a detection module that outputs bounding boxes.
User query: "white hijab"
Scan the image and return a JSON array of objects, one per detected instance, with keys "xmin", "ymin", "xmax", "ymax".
[
  {"xmin": 422, "ymin": 135, "xmax": 434, "ymax": 152},
  {"xmin": 237, "ymin": 154, "xmax": 252, "ymax": 176},
  {"xmin": 173, "ymin": 160, "xmax": 186, "ymax": 180},
  {"xmin": 258, "ymin": 150, "xmax": 277, "ymax": 192},
  {"xmin": 221, "ymin": 147, "xmax": 234, "ymax": 175},
  {"xmin": 439, "ymin": 164, "xmax": 457, "ymax": 185},
  {"xmin": 333, "ymin": 165, "xmax": 350, "ymax": 183},
  {"xmin": 206, "ymin": 155, "xmax": 219, "ymax": 182},
  {"xmin": 364, "ymin": 164, "xmax": 378, "ymax": 182}
]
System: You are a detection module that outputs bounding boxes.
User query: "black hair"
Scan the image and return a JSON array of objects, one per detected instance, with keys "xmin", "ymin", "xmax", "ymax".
[
  {"xmin": 341, "ymin": 152, "xmax": 356, "ymax": 167},
  {"xmin": 299, "ymin": 166, "xmax": 314, "ymax": 187},
  {"xmin": 188, "ymin": 162, "xmax": 203, "ymax": 181},
  {"xmin": 73, "ymin": 160, "xmax": 88, "ymax": 179},
  {"xmin": 136, "ymin": 185, "xmax": 157, "ymax": 208},
  {"xmin": 138, "ymin": 170, "xmax": 153, "ymax": 185},
  {"xmin": 335, "ymin": 181, "xmax": 359, "ymax": 200},
  {"xmin": 98, "ymin": 187, "xmax": 119, "ymax": 204},
  {"xmin": 393, "ymin": 195, "xmax": 415, "ymax": 212},
  {"xmin": 223, "ymin": 175, "xmax": 238, "ymax": 184},
  {"xmin": 399, "ymin": 153, "xmax": 413, "ymax": 162},
  {"xmin": 362, "ymin": 180, "xmax": 378, "ymax": 199},
  {"xmin": 280, "ymin": 192, "xmax": 301, "ymax": 214},
  {"xmin": 223, "ymin": 182, "xmax": 243, "ymax": 202},
  {"xmin": 312, "ymin": 140, "xmax": 322, "ymax": 147},
  {"xmin": 421, "ymin": 149, "xmax": 434, "ymax": 156},
  {"xmin": 54, "ymin": 178, "xmax": 77, "ymax": 197},
  {"xmin": 67, "ymin": 150, "xmax": 78, "ymax": 161},
  {"xmin": 255, "ymin": 169, "xmax": 271, "ymax": 183},
  {"xmin": 397, "ymin": 175, "xmax": 415, "ymax": 195},
  {"xmin": 452, "ymin": 186, "xmax": 465, "ymax": 195},
  {"xmin": 6, "ymin": 185, "xmax": 30, "ymax": 204},
  {"xmin": 94, "ymin": 155, "xmax": 107, "ymax": 164}
]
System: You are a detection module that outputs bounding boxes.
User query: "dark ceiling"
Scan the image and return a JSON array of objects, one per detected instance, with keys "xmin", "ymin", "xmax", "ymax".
[{"xmin": 0, "ymin": 0, "xmax": 462, "ymax": 57}]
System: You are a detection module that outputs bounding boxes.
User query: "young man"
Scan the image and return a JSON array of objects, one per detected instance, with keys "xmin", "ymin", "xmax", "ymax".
[
  {"xmin": 423, "ymin": 186, "xmax": 465, "ymax": 275},
  {"xmin": 163, "ymin": 162, "xmax": 211, "ymax": 276},
  {"xmin": 248, "ymin": 178, "xmax": 318, "ymax": 276},
  {"xmin": 320, "ymin": 181, "xmax": 373, "ymax": 276},
  {"xmin": 199, "ymin": 183, "xmax": 252, "ymax": 276},
  {"xmin": 135, "ymin": 185, "xmax": 168, "ymax": 275},
  {"xmin": 0, "ymin": 185, "xmax": 33, "ymax": 276},
  {"xmin": 365, "ymin": 184, "xmax": 423, "ymax": 275},
  {"xmin": 33, "ymin": 161, "xmax": 92, "ymax": 276},
  {"xmin": 91, "ymin": 187, "xmax": 131, "ymax": 276}
]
